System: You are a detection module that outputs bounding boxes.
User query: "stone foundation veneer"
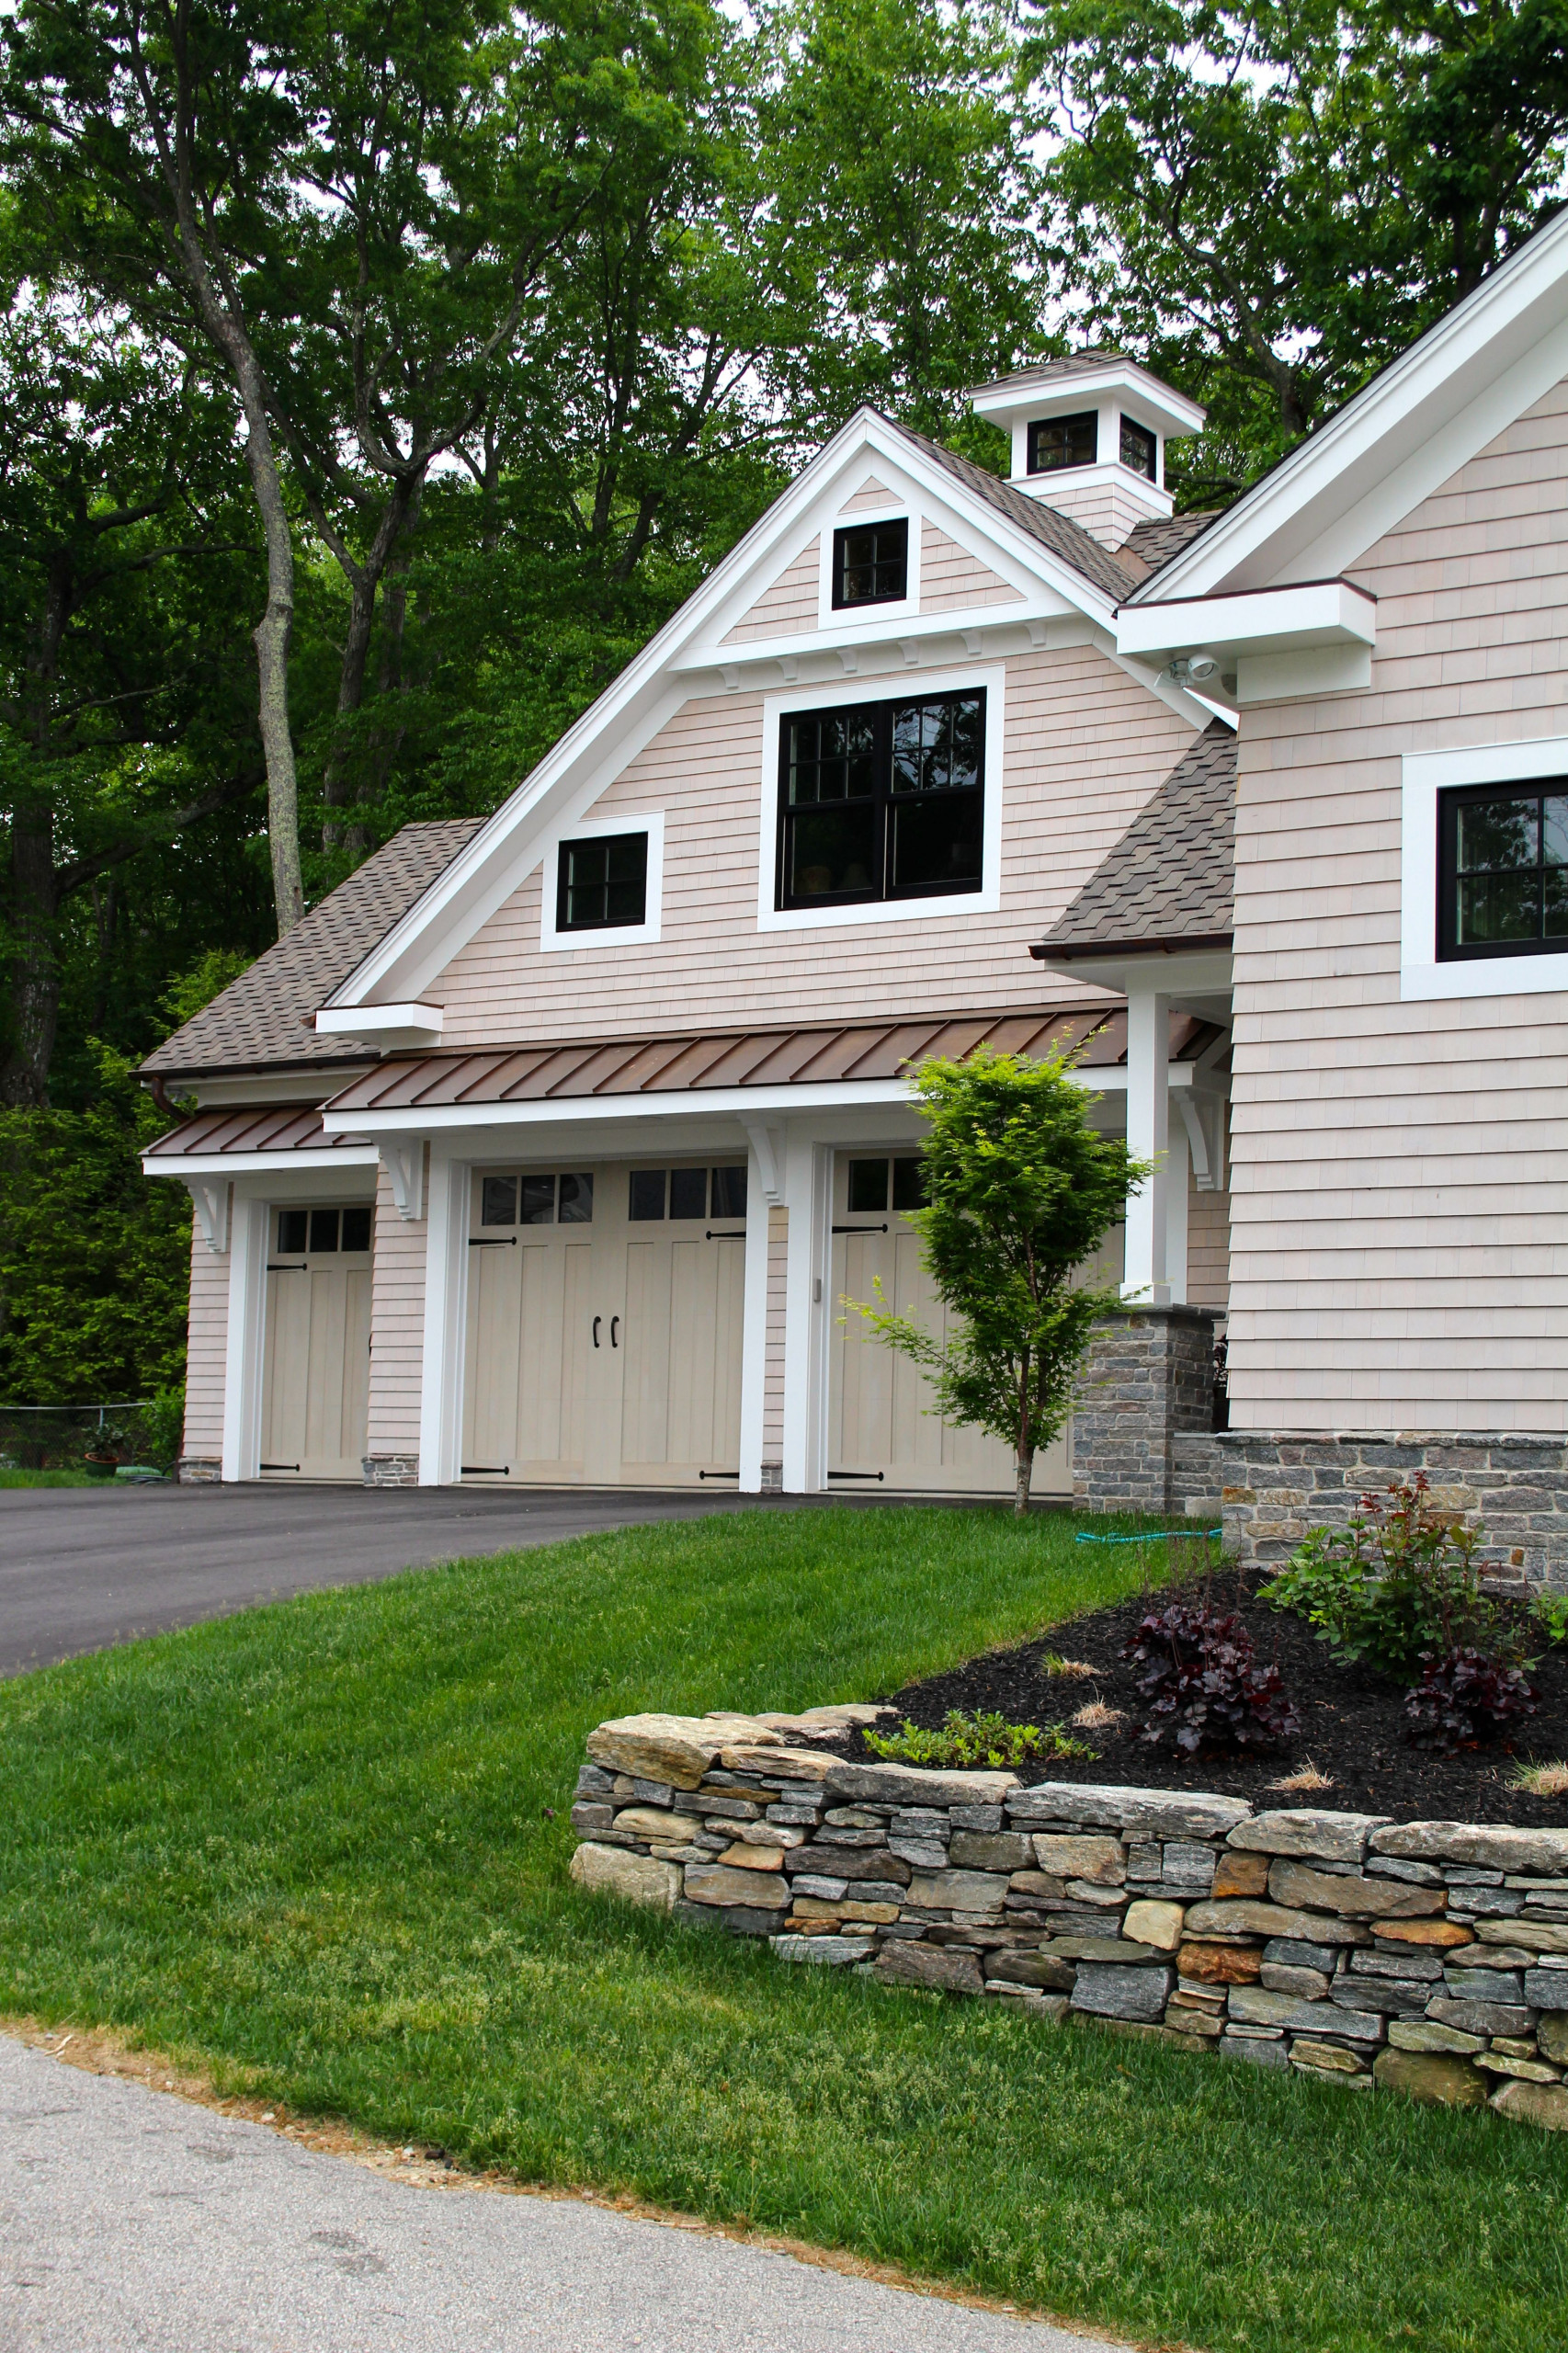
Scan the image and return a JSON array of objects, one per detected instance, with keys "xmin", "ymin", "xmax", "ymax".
[
  {"xmin": 1073, "ymin": 1307, "xmax": 1221, "ymax": 1517},
  {"xmin": 1218, "ymin": 1431, "xmax": 1568, "ymax": 1590},
  {"xmin": 570, "ymin": 1710, "xmax": 1568, "ymax": 2131},
  {"xmin": 362, "ymin": 1454, "xmax": 420, "ymax": 1488},
  {"xmin": 176, "ymin": 1456, "xmax": 222, "ymax": 1484}
]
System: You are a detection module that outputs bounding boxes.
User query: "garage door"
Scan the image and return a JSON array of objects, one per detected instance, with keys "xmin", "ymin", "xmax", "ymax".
[
  {"xmin": 259, "ymin": 1203, "xmax": 373, "ymax": 1480},
  {"xmin": 461, "ymin": 1160, "xmax": 747, "ymax": 1485},
  {"xmin": 828, "ymin": 1153, "xmax": 1070, "ymax": 1497}
]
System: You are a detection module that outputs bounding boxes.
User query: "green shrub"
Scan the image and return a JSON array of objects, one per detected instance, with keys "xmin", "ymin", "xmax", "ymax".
[{"xmin": 864, "ymin": 1707, "xmax": 1096, "ymax": 1768}]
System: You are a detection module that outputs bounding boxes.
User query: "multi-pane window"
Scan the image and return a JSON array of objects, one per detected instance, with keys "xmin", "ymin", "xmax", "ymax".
[
  {"xmin": 478, "ymin": 1172, "xmax": 594, "ymax": 1225},
  {"xmin": 276, "ymin": 1205, "xmax": 372, "ymax": 1255},
  {"xmin": 1438, "ymin": 785, "xmax": 1568, "ymax": 959},
  {"xmin": 831, "ymin": 518, "xmax": 908, "ymax": 608},
  {"xmin": 556, "ymin": 832, "xmax": 648, "ymax": 931},
  {"xmin": 1028, "ymin": 412, "xmax": 1096, "ymax": 473},
  {"xmin": 846, "ymin": 1157, "xmax": 926, "ymax": 1213},
  {"xmin": 1119, "ymin": 416, "xmax": 1156, "ymax": 480},
  {"xmin": 778, "ymin": 690, "xmax": 985, "ymax": 909},
  {"xmin": 628, "ymin": 1165, "xmax": 748, "ymax": 1221}
]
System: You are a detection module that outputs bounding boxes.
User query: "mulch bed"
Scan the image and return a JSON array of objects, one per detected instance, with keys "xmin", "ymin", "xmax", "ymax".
[{"xmin": 840, "ymin": 1568, "xmax": 1568, "ymax": 1827}]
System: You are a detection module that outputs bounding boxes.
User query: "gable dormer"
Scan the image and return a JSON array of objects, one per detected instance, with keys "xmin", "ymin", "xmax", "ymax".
[{"xmin": 969, "ymin": 353, "xmax": 1205, "ymax": 551}]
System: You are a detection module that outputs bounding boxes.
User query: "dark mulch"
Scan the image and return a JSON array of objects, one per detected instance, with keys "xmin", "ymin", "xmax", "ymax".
[{"xmin": 841, "ymin": 1568, "xmax": 1568, "ymax": 1826}]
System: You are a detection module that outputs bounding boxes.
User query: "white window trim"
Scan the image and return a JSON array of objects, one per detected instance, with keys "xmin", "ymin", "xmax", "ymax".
[
  {"xmin": 817, "ymin": 502, "xmax": 922, "ymax": 631},
  {"xmin": 756, "ymin": 663, "xmax": 1006, "ymax": 934},
  {"xmin": 1402, "ymin": 737, "xmax": 1568, "ymax": 1000},
  {"xmin": 539, "ymin": 808, "xmax": 665, "ymax": 952}
]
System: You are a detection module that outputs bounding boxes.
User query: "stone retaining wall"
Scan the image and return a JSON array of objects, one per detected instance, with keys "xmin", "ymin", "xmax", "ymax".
[
  {"xmin": 571, "ymin": 1709, "xmax": 1568, "ymax": 2130},
  {"xmin": 1219, "ymin": 1431, "xmax": 1568, "ymax": 1589}
]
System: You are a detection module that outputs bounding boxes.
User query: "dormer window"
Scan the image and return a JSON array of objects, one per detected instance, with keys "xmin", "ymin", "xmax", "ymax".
[
  {"xmin": 1119, "ymin": 416, "xmax": 1157, "ymax": 480},
  {"xmin": 777, "ymin": 688, "xmax": 985, "ymax": 909},
  {"xmin": 832, "ymin": 517, "xmax": 908, "ymax": 608},
  {"xmin": 1027, "ymin": 412, "xmax": 1096, "ymax": 473}
]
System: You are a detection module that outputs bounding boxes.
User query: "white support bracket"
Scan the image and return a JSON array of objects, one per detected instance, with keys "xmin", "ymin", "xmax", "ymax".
[
  {"xmin": 741, "ymin": 1118, "xmax": 786, "ymax": 1207},
  {"xmin": 187, "ymin": 1176, "xmax": 231, "ymax": 1255},
  {"xmin": 1176, "ymin": 1092, "xmax": 1226, "ymax": 1193},
  {"xmin": 381, "ymin": 1134, "xmax": 426, "ymax": 1222}
]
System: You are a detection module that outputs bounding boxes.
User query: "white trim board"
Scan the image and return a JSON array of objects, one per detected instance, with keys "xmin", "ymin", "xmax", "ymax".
[
  {"xmin": 1402, "ymin": 735, "xmax": 1568, "ymax": 1001},
  {"xmin": 539, "ymin": 808, "xmax": 666, "ymax": 952}
]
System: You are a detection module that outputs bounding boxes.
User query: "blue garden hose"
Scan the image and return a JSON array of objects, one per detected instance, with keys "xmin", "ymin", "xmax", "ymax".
[{"xmin": 1075, "ymin": 1528, "xmax": 1221, "ymax": 1543}]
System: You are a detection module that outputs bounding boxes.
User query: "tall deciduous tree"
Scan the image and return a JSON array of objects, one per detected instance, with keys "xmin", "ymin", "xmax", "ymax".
[{"xmin": 847, "ymin": 1050, "xmax": 1144, "ymax": 1514}]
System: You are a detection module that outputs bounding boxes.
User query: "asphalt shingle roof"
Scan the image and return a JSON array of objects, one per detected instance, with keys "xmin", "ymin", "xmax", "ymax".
[
  {"xmin": 141, "ymin": 819, "xmax": 483, "ymax": 1081},
  {"xmin": 1119, "ymin": 511, "xmax": 1222, "ymax": 574},
  {"xmin": 889, "ymin": 420, "xmax": 1139, "ymax": 602},
  {"xmin": 1035, "ymin": 721, "xmax": 1236, "ymax": 957}
]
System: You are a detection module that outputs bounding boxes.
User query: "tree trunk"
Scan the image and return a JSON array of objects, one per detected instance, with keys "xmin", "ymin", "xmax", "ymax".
[
  {"xmin": 1014, "ymin": 1446, "xmax": 1034, "ymax": 1518},
  {"xmin": 1, "ymin": 795, "xmax": 62, "ymax": 1108}
]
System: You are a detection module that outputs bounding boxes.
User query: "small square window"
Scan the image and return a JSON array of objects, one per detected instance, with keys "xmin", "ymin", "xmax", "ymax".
[
  {"xmin": 892, "ymin": 1157, "xmax": 926, "ymax": 1212},
  {"xmin": 309, "ymin": 1208, "xmax": 340, "ymax": 1253},
  {"xmin": 847, "ymin": 1159, "xmax": 889, "ymax": 1213},
  {"xmin": 1438, "ymin": 782, "xmax": 1568, "ymax": 959},
  {"xmin": 482, "ymin": 1176, "xmax": 517, "ymax": 1227},
  {"xmin": 1028, "ymin": 412, "xmax": 1097, "ymax": 473},
  {"xmin": 669, "ymin": 1166, "xmax": 707, "ymax": 1220},
  {"xmin": 832, "ymin": 518, "xmax": 908, "ymax": 608},
  {"xmin": 558, "ymin": 1172, "xmax": 594, "ymax": 1223},
  {"xmin": 629, "ymin": 1169, "xmax": 665, "ymax": 1221},
  {"xmin": 710, "ymin": 1165, "xmax": 747, "ymax": 1219},
  {"xmin": 340, "ymin": 1205, "xmax": 373, "ymax": 1253},
  {"xmin": 519, "ymin": 1175, "xmax": 556, "ymax": 1224},
  {"xmin": 557, "ymin": 832, "xmax": 648, "ymax": 931},
  {"xmin": 1119, "ymin": 416, "xmax": 1156, "ymax": 481},
  {"xmin": 278, "ymin": 1209, "xmax": 308, "ymax": 1255}
]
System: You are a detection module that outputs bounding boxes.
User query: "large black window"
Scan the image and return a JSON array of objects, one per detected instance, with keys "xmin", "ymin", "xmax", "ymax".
[
  {"xmin": 556, "ymin": 832, "xmax": 647, "ymax": 931},
  {"xmin": 1438, "ymin": 783, "xmax": 1568, "ymax": 960},
  {"xmin": 1119, "ymin": 415, "xmax": 1156, "ymax": 480},
  {"xmin": 832, "ymin": 517, "xmax": 908, "ymax": 608},
  {"xmin": 1028, "ymin": 411, "xmax": 1096, "ymax": 473},
  {"xmin": 777, "ymin": 690, "xmax": 985, "ymax": 909}
]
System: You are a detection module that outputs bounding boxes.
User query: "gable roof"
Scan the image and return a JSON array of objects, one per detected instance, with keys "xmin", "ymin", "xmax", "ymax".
[
  {"xmin": 1033, "ymin": 720, "xmax": 1235, "ymax": 959},
  {"xmin": 142, "ymin": 819, "xmax": 483, "ymax": 1081},
  {"xmin": 892, "ymin": 419, "xmax": 1139, "ymax": 601}
]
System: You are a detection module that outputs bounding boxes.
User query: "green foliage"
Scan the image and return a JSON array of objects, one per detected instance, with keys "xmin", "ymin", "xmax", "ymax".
[
  {"xmin": 0, "ymin": 1509, "xmax": 1562, "ymax": 2353},
  {"xmin": 846, "ymin": 1047, "xmax": 1144, "ymax": 1510},
  {"xmin": 865, "ymin": 1706, "xmax": 1097, "ymax": 1766},
  {"xmin": 160, "ymin": 951, "xmax": 254, "ymax": 1034},
  {"xmin": 0, "ymin": 1043, "xmax": 190, "ymax": 1404},
  {"xmin": 1529, "ymin": 1588, "xmax": 1568, "ymax": 1647},
  {"xmin": 1262, "ymin": 1473, "xmax": 1517, "ymax": 1679}
]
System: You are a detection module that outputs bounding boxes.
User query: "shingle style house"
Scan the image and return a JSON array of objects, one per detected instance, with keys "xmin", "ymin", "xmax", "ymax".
[{"xmin": 144, "ymin": 215, "xmax": 1568, "ymax": 1580}]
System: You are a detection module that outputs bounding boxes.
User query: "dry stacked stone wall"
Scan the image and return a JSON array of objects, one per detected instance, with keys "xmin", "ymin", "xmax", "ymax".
[{"xmin": 571, "ymin": 1710, "xmax": 1568, "ymax": 2130}]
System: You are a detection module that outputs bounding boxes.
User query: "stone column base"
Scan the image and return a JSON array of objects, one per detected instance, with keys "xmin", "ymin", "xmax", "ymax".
[
  {"xmin": 176, "ymin": 1456, "xmax": 222, "ymax": 1484},
  {"xmin": 362, "ymin": 1454, "xmax": 419, "ymax": 1488},
  {"xmin": 760, "ymin": 1462, "xmax": 783, "ymax": 1491},
  {"xmin": 1073, "ymin": 1306, "xmax": 1220, "ymax": 1515},
  {"xmin": 1219, "ymin": 1429, "xmax": 1568, "ymax": 1590}
]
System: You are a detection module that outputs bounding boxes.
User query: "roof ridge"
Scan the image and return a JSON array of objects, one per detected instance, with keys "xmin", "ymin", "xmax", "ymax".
[{"xmin": 881, "ymin": 416, "xmax": 1140, "ymax": 602}]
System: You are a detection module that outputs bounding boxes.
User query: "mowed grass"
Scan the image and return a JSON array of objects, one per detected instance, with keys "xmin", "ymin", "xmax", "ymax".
[{"xmin": 1, "ymin": 1505, "xmax": 1564, "ymax": 2353}]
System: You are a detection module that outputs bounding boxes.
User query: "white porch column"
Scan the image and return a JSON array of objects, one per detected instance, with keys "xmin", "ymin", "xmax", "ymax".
[
  {"xmin": 737, "ymin": 1122, "xmax": 783, "ymax": 1495},
  {"xmin": 221, "ymin": 1193, "xmax": 267, "ymax": 1482},
  {"xmin": 780, "ymin": 1133, "xmax": 834, "ymax": 1494},
  {"xmin": 1164, "ymin": 1110, "xmax": 1189, "ymax": 1307},
  {"xmin": 1121, "ymin": 985, "xmax": 1172, "ymax": 1308},
  {"xmin": 417, "ymin": 1151, "xmax": 469, "ymax": 1486}
]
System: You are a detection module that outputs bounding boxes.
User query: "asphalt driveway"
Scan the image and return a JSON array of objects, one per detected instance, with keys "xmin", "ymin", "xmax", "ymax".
[{"xmin": 0, "ymin": 1483, "xmax": 802, "ymax": 1678}]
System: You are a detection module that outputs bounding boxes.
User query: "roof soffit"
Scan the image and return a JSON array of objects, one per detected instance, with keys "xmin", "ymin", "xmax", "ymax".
[
  {"xmin": 1134, "ymin": 207, "xmax": 1568, "ymax": 601},
  {"xmin": 324, "ymin": 411, "xmax": 1200, "ymax": 1014}
]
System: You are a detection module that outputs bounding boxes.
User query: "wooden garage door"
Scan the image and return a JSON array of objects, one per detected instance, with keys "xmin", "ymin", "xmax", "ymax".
[
  {"xmin": 260, "ymin": 1203, "xmax": 373, "ymax": 1481},
  {"xmin": 828, "ymin": 1153, "xmax": 1070, "ymax": 1497},
  {"xmin": 461, "ymin": 1160, "xmax": 747, "ymax": 1486}
]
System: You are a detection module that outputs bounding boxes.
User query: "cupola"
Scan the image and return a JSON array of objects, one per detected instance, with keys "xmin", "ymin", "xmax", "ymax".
[{"xmin": 969, "ymin": 353, "xmax": 1206, "ymax": 550}]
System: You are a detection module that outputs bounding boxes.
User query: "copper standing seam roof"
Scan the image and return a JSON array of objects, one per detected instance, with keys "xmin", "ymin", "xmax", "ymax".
[
  {"xmin": 1031, "ymin": 721, "xmax": 1236, "ymax": 962},
  {"xmin": 140, "ymin": 819, "xmax": 484, "ymax": 1081},
  {"xmin": 143, "ymin": 1105, "xmax": 375, "ymax": 1159}
]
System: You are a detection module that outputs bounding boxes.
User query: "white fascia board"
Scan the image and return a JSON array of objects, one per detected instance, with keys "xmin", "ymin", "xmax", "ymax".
[
  {"xmin": 1137, "ymin": 209, "xmax": 1568, "ymax": 600},
  {"xmin": 1116, "ymin": 580, "xmax": 1377, "ymax": 664},
  {"xmin": 315, "ymin": 1001, "xmax": 443, "ymax": 1045},
  {"xmin": 1035, "ymin": 949, "xmax": 1233, "ymax": 998},
  {"xmin": 142, "ymin": 1145, "xmax": 381, "ymax": 1178},
  {"xmin": 970, "ymin": 364, "xmax": 1206, "ymax": 439}
]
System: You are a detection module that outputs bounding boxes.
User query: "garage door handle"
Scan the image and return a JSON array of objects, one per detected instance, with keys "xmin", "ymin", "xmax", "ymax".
[
  {"xmin": 593, "ymin": 1315, "xmax": 601, "ymax": 1347},
  {"xmin": 610, "ymin": 1316, "xmax": 620, "ymax": 1347},
  {"xmin": 832, "ymin": 1223, "xmax": 889, "ymax": 1234}
]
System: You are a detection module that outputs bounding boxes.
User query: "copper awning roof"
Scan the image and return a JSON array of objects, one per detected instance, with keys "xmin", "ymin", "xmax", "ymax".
[
  {"xmin": 322, "ymin": 1006, "xmax": 1219, "ymax": 1120},
  {"xmin": 144, "ymin": 1105, "xmax": 374, "ymax": 1159}
]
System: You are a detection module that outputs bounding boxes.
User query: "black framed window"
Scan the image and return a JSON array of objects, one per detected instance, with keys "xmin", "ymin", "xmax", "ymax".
[
  {"xmin": 478, "ymin": 1171, "xmax": 594, "ymax": 1225},
  {"xmin": 1028, "ymin": 411, "xmax": 1096, "ymax": 473},
  {"xmin": 1119, "ymin": 415, "xmax": 1156, "ymax": 481},
  {"xmin": 832, "ymin": 518, "xmax": 908, "ymax": 608},
  {"xmin": 628, "ymin": 1165, "xmax": 748, "ymax": 1222},
  {"xmin": 556, "ymin": 832, "xmax": 648, "ymax": 931},
  {"xmin": 778, "ymin": 690, "xmax": 985, "ymax": 909},
  {"xmin": 1438, "ymin": 783, "xmax": 1568, "ymax": 960}
]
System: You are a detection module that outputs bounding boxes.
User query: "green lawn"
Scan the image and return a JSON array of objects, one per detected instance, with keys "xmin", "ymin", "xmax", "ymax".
[
  {"xmin": 0, "ymin": 1466, "xmax": 102, "ymax": 1486},
  {"xmin": 1, "ymin": 1504, "xmax": 1563, "ymax": 2353}
]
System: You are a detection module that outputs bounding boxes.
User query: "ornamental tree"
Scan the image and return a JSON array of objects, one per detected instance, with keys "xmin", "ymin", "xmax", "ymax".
[{"xmin": 847, "ymin": 1047, "xmax": 1145, "ymax": 1515}]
